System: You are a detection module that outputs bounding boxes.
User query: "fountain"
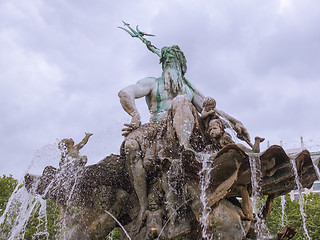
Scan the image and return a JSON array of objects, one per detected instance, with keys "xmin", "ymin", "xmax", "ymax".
[{"xmin": 2, "ymin": 22, "xmax": 320, "ymax": 239}]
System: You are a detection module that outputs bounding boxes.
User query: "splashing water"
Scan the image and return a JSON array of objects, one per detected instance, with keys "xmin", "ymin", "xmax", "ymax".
[
  {"xmin": 290, "ymin": 158, "xmax": 311, "ymax": 240},
  {"xmin": 311, "ymin": 157, "xmax": 320, "ymax": 180},
  {"xmin": 104, "ymin": 210, "xmax": 131, "ymax": 240},
  {"xmin": 0, "ymin": 142, "xmax": 88, "ymax": 239},
  {"xmin": 248, "ymin": 155, "xmax": 271, "ymax": 239},
  {"xmin": 0, "ymin": 179, "xmax": 51, "ymax": 240},
  {"xmin": 0, "ymin": 143, "xmax": 61, "ymax": 239},
  {"xmin": 164, "ymin": 158, "xmax": 186, "ymax": 228},
  {"xmin": 156, "ymin": 198, "xmax": 191, "ymax": 240},
  {"xmin": 0, "ymin": 168, "xmax": 82, "ymax": 240},
  {"xmin": 25, "ymin": 142, "xmax": 61, "ymax": 176},
  {"xmin": 59, "ymin": 165, "xmax": 86, "ymax": 240},
  {"xmin": 280, "ymin": 195, "xmax": 287, "ymax": 227},
  {"xmin": 198, "ymin": 152, "xmax": 214, "ymax": 240}
]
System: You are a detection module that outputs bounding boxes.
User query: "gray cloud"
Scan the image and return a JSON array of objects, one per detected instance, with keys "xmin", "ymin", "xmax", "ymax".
[{"xmin": 1, "ymin": 0, "xmax": 319, "ymax": 179}]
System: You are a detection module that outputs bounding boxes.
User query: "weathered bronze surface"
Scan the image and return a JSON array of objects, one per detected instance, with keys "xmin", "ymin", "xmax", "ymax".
[{"xmin": 24, "ymin": 23, "xmax": 319, "ymax": 239}]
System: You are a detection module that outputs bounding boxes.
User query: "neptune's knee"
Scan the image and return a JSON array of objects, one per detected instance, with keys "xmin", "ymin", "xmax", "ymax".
[
  {"xmin": 124, "ymin": 138, "xmax": 140, "ymax": 155},
  {"xmin": 172, "ymin": 95, "xmax": 190, "ymax": 109}
]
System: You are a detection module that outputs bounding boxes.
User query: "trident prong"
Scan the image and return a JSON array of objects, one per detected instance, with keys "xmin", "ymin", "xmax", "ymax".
[
  {"xmin": 136, "ymin": 25, "xmax": 155, "ymax": 37},
  {"xmin": 118, "ymin": 21, "xmax": 139, "ymax": 37},
  {"xmin": 122, "ymin": 21, "xmax": 130, "ymax": 26},
  {"xmin": 118, "ymin": 26, "xmax": 136, "ymax": 37},
  {"xmin": 118, "ymin": 21, "xmax": 161, "ymax": 57}
]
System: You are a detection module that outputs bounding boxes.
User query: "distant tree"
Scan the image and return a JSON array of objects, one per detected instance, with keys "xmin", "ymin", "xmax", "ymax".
[
  {"xmin": 0, "ymin": 175, "xmax": 19, "ymax": 238},
  {"xmin": 46, "ymin": 199, "xmax": 62, "ymax": 239},
  {"xmin": 0, "ymin": 175, "xmax": 61, "ymax": 239},
  {"xmin": 265, "ymin": 195, "xmax": 283, "ymax": 236},
  {"xmin": 0, "ymin": 174, "xmax": 18, "ymax": 216},
  {"xmin": 266, "ymin": 193, "xmax": 320, "ymax": 239},
  {"xmin": 304, "ymin": 193, "xmax": 320, "ymax": 239},
  {"xmin": 23, "ymin": 199, "xmax": 61, "ymax": 240}
]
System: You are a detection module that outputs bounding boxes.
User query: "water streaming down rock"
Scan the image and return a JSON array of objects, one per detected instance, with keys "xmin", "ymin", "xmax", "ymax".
[
  {"xmin": 34, "ymin": 200, "xmax": 50, "ymax": 239},
  {"xmin": 165, "ymin": 158, "xmax": 187, "ymax": 228},
  {"xmin": 248, "ymin": 155, "xmax": 271, "ymax": 240},
  {"xmin": 290, "ymin": 158, "xmax": 311, "ymax": 240},
  {"xmin": 280, "ymin": 195, "xmax": 287, "ymax": 228},
  {"xmin": 198, "ymin": 152, "xmax": 214, "ymax": 240},
  {"xmin": 311, "ymin": 157, "xmax": 320, "ymax": 180},
  {"xmin": 19, "ymin": 141, "xmax": 320, "ymax": 239},
  {"xmin": 51, "ymin": 164, "xmax": 87, "ymax": 239}
]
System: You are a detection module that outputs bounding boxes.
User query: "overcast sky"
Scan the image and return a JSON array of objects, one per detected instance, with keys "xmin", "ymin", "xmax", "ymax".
[{"xmin": 1, "ymin": 0, "xmax": 320, "ymax": 179}]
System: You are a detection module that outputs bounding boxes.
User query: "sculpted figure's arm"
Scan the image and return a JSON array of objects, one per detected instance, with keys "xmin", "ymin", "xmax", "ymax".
[
  {"xmin": 215, "ymin": 109, "xmax": 252, "ymax": 147},
  {"xmin": 75, "ymin": 132, "xmax": 93, "ymax": 151},
  {"xmin": 201, "ymin": 109, "xmax": 215, "ymax": 119},
  {"xmin": 191, "ymin": 90, "xmax": 205, "ymax": 113},
  {"xmin": 192, "ymin": 90, "xmax": 252, "ymax": 146},
  {"xmin": 200, "ymin": 97, "xmax": 217, "ymax": 119},
  {"xmin": 118, "ymin": 77, "xmax": 156, "ymax": 136}
]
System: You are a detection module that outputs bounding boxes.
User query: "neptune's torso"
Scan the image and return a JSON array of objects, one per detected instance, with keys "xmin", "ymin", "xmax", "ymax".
[{"xmin": 146, "ymin": 76, "xmax": 194, "ymax": 122}]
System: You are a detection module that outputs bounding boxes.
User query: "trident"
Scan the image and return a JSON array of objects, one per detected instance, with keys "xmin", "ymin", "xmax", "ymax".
[{"xmin": 118, "ymin": 21, "xmax": 161, "ymax": 57}]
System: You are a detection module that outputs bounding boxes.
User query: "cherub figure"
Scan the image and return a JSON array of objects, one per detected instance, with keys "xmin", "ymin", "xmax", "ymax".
[
  {"xmin": 58, "ymin": 132, "xmax": 93, "ymax": 168},
  {"xmin": 201, "ymin": 97, "xmax": 233, "ymax": 149},
  {"xmin": 143, "ymin": 192, "xmax": 165, "ymax": 239}
]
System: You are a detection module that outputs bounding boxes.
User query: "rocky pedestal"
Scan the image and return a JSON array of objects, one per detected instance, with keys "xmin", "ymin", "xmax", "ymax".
[{"xmin": 25, "ymin": 142, "xmax": 319, "ymax": 239}]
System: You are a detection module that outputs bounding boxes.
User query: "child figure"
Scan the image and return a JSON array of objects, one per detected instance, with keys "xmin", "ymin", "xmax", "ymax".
[
  {"xmin": 201, "ymin": 97, "xmax": 233, "ymax": 150},
  {"xmin": 143, "ymin": 192, "xmax": 165, "ymax": 239},
  {"xmin": 58, "ymin": 132, "xmax": 93, "ymax": 168}
]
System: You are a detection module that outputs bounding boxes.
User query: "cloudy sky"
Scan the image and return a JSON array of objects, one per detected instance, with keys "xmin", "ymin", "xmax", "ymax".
[{"xmin": 1, "ymin": 0, "xmax": 320, "ymax": 179}]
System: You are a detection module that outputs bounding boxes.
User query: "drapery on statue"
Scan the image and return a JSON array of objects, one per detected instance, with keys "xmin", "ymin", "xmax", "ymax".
[{"xmin": 22, "ymin": 22, "xmax": 320, "ymax": 240}]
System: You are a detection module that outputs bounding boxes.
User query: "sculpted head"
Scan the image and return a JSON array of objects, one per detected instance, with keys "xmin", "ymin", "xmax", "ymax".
[
  {"xmin": 58, "ymin": 138, "xmax": 74, "ymax": 150},
  {"xmin": 203, "ymin": 97, "xmax": 216, "ymax": 111},
  {"xmin": 160, "ymin": 45, "xmax": 187, "ymax": 76},
  {"xmin": 160, "ymin": 45, "xmax": 188, "ymax": 94},
  {"xmin": 148, "ymin": 192, "xmax": 160, "ymax": 211}
]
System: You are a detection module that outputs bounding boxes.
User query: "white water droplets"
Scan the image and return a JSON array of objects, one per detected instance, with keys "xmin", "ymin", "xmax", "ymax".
[
  {"xmin": 290, "ymin": 158, "xmax": 311, "ymax": 240},
  {"xmin": 248, "ymin": 155, "xmax": 272, "ymax": 240},
  {"xmin": 0, "ymin": 179, "xmax": 49, "ymax": 239},
  {"xmin": 198, "ymin": 152, "xmax": 214, "ymax": 240},
  {"xmin": 280, "ymin": 195, "xmax": 287, "ymax": 227},
  {"xmin": 0, "ymin": 145, "xmax": 86, "ymax": 239}
]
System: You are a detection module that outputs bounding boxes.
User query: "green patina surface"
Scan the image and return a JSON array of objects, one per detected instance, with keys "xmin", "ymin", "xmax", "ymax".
[{"xmin": 152, "ymin": 75, "xmax": 194, "ymax": 122}]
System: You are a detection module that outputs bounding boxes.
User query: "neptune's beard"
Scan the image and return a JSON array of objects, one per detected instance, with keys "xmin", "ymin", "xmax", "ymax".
[{"xmin": 163, "ymin": 61, "xmax": 185, "ymax": 96}]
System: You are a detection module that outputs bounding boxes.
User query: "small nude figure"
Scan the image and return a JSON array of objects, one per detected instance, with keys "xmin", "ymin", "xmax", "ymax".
[
  {"xmin": 143, "ymin": 192, "xmax": 165, "ymax": 239},
  {"xmin": 201, "ymin": 97, "xmax": 233, "ymax": 149},
  {"xmin": 58, "ymin": 132, "xmax": 93, "ymax": 168}
]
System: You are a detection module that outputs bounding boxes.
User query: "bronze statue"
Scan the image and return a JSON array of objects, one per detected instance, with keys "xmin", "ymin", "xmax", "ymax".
[
  {"xmin": 58, "ymin": 132, "xmax": 93, "ymax": 168},
  {"xmin": 143, "ymin": 192, "xmax": 165, "ymax": 239},
  {"xmin": 118, "ymin": 23, "xmax": 252, "ymax": 230},
  {"xmin": 21, "ymin": 22, "xmax": 320, "ymax": 240},
  {"xmin": 201, "ymin": 97, "xmax": 234, "ymax": 150}
]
